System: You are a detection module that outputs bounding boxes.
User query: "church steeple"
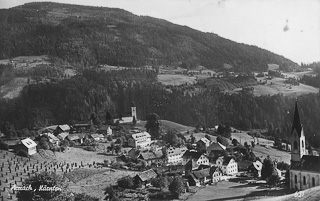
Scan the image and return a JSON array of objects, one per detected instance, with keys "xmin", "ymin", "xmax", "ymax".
[
  {"xmin": 291, "ymin": 100, "xmax": 302, "ymax": 136},
  {"xmin": 291, "ymin": 100, "xmax": 306, "ymax": 165}
]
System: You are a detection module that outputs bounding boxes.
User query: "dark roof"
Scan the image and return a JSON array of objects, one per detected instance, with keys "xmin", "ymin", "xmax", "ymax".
[
  {"xmin": 191, "ymin": 168, "xmax": 210, "ymax": 179},
  {"xmin": 128, "ymin": 148, "xmax": 141, "ymax": 159},
  {"xmin": 136, "ymin": 169, "xmax": 157, "ymax": 182},
  {"xmin": 300, "ymin": 155, "xmax": 320, "ymax": 173},
  {"xmin": 182, "ymin": 150, "xmax": 204, "ymax": 160},
  {"xmin": 186, "ymin": 159, "xmax": 200, "ymax": 170},
  {"xmin": 222, "ymin": 156, "xmax": 233, "ymax": 165},
  {"xmin": 140, "ymin": 151, "xmax": 163, "ymax": 160},
  {"xmin": 291, "ymin": 100, "xmax": 302, "ymax": 137}
]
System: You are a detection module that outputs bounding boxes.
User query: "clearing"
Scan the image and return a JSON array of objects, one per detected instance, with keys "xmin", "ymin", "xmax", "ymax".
[
  {"xmin": 0, "ymin": 77, "xmax": 29, "ymax": 99},
  {"xmin": 186, "ymin": 180, "xmax": 287, "ymax": 201},
  {"xmin": 157, "ymin": 74, "xmax": 196, "ymax": 86}
]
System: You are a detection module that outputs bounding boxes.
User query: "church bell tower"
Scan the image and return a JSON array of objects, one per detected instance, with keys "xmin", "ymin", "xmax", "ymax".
[{"xmin": 290, "ymin": 100, "xmax": 306, "ymax": 168}]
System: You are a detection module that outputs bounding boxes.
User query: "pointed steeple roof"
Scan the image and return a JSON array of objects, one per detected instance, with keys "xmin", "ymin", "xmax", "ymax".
[{"xmin": 291, "ymin": 100, "xmax": 302, "ymax": 136}]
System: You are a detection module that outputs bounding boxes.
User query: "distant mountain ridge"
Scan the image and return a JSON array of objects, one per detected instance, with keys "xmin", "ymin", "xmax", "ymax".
[{"xmin": 0, "ymin": 2, "xmax": 298, "ymax": 71}]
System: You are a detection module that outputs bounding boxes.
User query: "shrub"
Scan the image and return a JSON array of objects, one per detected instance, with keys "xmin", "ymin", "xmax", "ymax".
[
  {"xmin": 117, "ymin": 176, "xmax": 134, "ymax": 189},
  {"xmin": 0, "ymin": 142, "xmax": 9, "ymax": 150},
  {"xmin": 85, "ymin": 146, "xmax": 95, "ymax": 151},
  {"xmin": 16, "ymin": 149, "xmax": 29, "ymax": 157}
]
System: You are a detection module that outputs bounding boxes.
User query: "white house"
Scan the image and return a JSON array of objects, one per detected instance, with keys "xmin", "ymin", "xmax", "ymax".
[
  {"xmin": 128, "ymin": 132, "xmax": 151, "ymax": 149},
  {"xmin": 20, "ymin": 138, "xmax": 37, "ymax": 155},
  {"xmin": 47, "ymin": 133, "xmax": 60, "ymax": 146},
  {"xmin": 166, "ymin": 146, "xmax": 188, "ymax": 165},
  {"xmin": 215, "ymin": 156, "xmax": 238, "ymax": 175}
]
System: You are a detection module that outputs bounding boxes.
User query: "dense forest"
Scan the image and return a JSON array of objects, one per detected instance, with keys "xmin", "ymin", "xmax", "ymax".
[
  {"xmin": 0, "ymin": 2, "xmax": 298, "ymax": 71},
  {"xmin": 1, "ymin": 69, "xmax": 320, "ymax": 147}
]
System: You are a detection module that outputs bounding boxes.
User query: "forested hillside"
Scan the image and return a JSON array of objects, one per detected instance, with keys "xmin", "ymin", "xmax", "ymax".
[
  {"xmin": 0, "ymin": 2, "xmax": 297, "ymax": 71},
  {"xmin": 1, "ymin": 69, "xmax": 320, "ymax": 147}
]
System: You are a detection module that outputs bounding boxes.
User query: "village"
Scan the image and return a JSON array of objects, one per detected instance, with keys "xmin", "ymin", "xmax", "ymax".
[{"xmin": 0, "ymin": 102, "xmax": 296, "ymax": 201}]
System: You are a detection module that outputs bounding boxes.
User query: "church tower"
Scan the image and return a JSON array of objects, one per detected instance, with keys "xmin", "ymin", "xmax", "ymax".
[
  {"xmin": 131, "ymin": 102, "xmax": 137, "ymax": 119},
  {"xmin": 291, "ymin": 100, "xmax": 306, "ymax": 167}
]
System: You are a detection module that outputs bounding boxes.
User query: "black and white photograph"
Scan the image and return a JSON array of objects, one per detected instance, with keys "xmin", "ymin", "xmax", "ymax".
[{"xmin": 0, "ymin": 0, "xmax": 319, "ymax": 200}]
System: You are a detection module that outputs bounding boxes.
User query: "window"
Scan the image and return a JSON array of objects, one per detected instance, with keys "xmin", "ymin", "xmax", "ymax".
[
  {"xmin": 295, "ymin": 175, "xmax": 297, "ymax": 184},
  {"xmin": 312, "ymin": 177, "xmax": 315, "ymax": 187},
  {"xmin": 303, "ymin": 176, "xmax": 306, "ymax": 185},
  {"xmin": 302, "ymin": 140, "xmax": 304, "ymax": 148},
  {"xmin": 294, "ymin": 141, "xmax": 298, "ymax": 150}
]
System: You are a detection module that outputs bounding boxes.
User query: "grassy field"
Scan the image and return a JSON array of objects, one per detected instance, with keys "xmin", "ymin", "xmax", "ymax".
[
  {"xmin": 252, "ymin": 75, "xmax": 318, "ymax": 97},
  {"xmin": 157, "ymin": 74, "xmax": 196, "ymax": 86},
  {"xmin": 257, "ymin": 186, "xmax": 320, "ymax": 201},
  {"xmin": 0, "ymin": 77, "xmax": 29, "ymax": 99},
  {"xmin": 186, "ymin": 180, "xmax": 287, "ymax": 201},
  {"xmin": 0, "ymin": 55, "xmax": 50, "ymax": 69}
]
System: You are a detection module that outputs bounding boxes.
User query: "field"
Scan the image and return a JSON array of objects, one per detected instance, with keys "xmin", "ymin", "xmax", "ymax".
[
  {"xmin": 0, "ymin": 77, "xmax": 29, "ymax": 99},
  {"xmin": 186, "ymin": 180, "xmax": 287, "ymax": 201},
  {"xmin": 157, "ymin": 74, "xmax": 196, "ymax": 86},
  {"xmin": 251, "ymin": 72, "xmax": 318, "ymax": 97},
  {"xmin": 0, "ymin": 55, "xmax": 50, "ymax": 69}
]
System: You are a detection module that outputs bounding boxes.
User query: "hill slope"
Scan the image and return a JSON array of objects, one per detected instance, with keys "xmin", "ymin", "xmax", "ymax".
[{"xmin": 0, "ymin": 2, "xmax": 298, "ymax": 71}]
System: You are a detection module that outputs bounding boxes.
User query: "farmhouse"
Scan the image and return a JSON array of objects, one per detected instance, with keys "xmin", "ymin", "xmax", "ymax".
[
  {"xmin": 54, "ymin": 124, "xmax": 70, "ymax": 135},
  {"xmin": 139, "ymin": 150, "xmax": 164, "ymax": 166},
  {"xmin": 134, "ymin": 169, "xmax": 157, "ymax": 187},
  {"xmin": 98, "ymin": 125, "xmax": 112, "ymax": 135},
  {"xmin": 90, "ymin": 134, "xmax": 104, "ymax": 141},
  {"xmin": 182, "ymin": 150, "xmax": 209, "ymax": 166},
  {"xmin": 290, "ymin": 101, "xmax": 320, "ymax": 191},
  {"xmin": 188, "ymin": 165, "xmax": 223, "ymax": 186},
  {"xmin": 207, "ymin": 142, "xmax": 227, "ymax": 157},
  {"xmin": 215, "ymin": 156, "xmax": 238, "ymax": 175},
  {"xmin": 128, "ymin": 132, "xmax": 151, "ymax": 149},
  {"xmin": 47, "ymin": 133, "xmax": 60, "ymax": 146},
  {"xmin": 15, "ymin": 138, "xmax": 37, "ymax": 155},
  {"xmin": 196, "ymin": 137, "xmax": 211, "ymax": 153},
  {"xmin": 166, "ymin": 146, "xmax": 188, "ymax": 165}
]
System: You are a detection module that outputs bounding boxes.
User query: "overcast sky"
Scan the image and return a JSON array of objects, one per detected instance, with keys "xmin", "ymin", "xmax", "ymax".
[{"xmin": 0, "ymin": 0, "xmax": 319, "ymax": 64}]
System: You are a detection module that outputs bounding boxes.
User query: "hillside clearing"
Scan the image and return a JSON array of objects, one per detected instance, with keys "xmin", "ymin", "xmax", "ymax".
[
  {"xmin": 0, "ymin": 77, "xmax": 29, "ymax": 99},
  {"xmin": 158, "ymin": 74, "xmax": 196, "ymax": 86}
]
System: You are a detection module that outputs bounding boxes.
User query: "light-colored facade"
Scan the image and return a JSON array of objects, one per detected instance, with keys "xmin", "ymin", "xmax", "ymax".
[
  {"xmin": 21, "ymin": 138, "xmax": 37, "ymax": 155},
  {"xmin": 128, "ymin": 132, "xmax": 151, "ymax": 149},
  {"xmin": 215, "ymin": 157, "xmax": 238, "ymax": 175},
  {"xmin": 167, "ymin": 147, "xmax": 188, "ymax": 165}
]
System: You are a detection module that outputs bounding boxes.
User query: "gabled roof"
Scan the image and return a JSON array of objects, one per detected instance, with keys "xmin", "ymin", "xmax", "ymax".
[
  {"xmin": 136, "ymin": 169, "xmax": 157, "ymax": 182},
  {"xmin": 131, "ymin": 132, "xmax": 151, "ymax": 140},
  {"xmin": 57, "ymin": 132, "xmax": 69, "ymax": 140},
  {"xmin": 21, "ymin": 138, "xmax": 37, "ymax": 148},
  {"xmin": 47, "ymin": 133, "xmax": 59, "ymax": 141},
  {"xmin": 91, "ymin": 134, "xmax": 104, "ymax": 138},
  {"xmin": 208, "ymin": 142, "xmax": 226, "ymax": 151},
  {"xmin": 197, "ymin": 137, "xmax": 211, "ymax": 146},
  {"xmin": 183, "ymin": 150, "xmax": 205, "ymax": 160},
  {"xmin": 67, "ymin": 134, "xmax": 80, "ymax": 141},
  {"xmin": 300, "ymin": 155, "xmax": 320, "ymax": 173},
  {"xmin": 186, "ymin": 159, "xmax": 200, "ymax": 170},
  {"xmin": 291, "ymin": 100, "xmax": 302, "ymax": 137},
  {"xmin": 191, "ymin": 168, "xmax": 211, "ymax": 179},
  {"xmin": 140, "ymin": 150, "xmax": 163, "ymax": 160},
  {"xmin": 222, "ymin": 156, "xmax": 234, "ymax": 166},
  {"xmin": 56, "ymin": 124, "xmax": 70, "ymax": 131}
]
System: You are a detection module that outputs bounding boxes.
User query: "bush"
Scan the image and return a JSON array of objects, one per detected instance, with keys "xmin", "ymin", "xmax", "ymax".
[
  {"xmin": 85, "ymin": 146, "xmax": 95, "ymax": 151},
  {"xmin": 117, "ymin": 176, "xmax": 134, "ymax": 189},
  {"xmin": 16, "ymin": 149, "xmax": 29, "ymax": 157},
  {"xmin": 0, "ymin": 142, "xmax": 9, "ymax": 150},
  {"xmin": 69, "ymin": 140, "xmax": 76, "ymax": 147}
]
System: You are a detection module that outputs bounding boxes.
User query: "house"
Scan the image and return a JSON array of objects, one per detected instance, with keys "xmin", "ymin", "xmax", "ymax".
[
  {"xmin": 139, "ymin": 150, "xmax": 164, "ymax": 166},
  {"xmin": 15, "ymin": 138, "xmax": 37, "ymax": 155},
  {"xmin": 54, "ymin": 125, "xmax": 70, "ymax": 135},
  {"xmin": 196, "ymin": 137, "xmax": 211, "ymax": 153},
  {"xmin": 134, "ymin": 169, "xmax": 157, "ymax": 187},
  {"xmin": 215, "ymin": 156, "xmax": 238, "ymax": 175},
  {"xmin": 90, "ymin": 134, "xmax": 104, "ymax": 141},
  {"xmin": 3, "ymin": 140, "xmax": 20, "ymax": 150},
  {"xmin": 247, "ymin": 160, "xmax": 263, "ymax": 177},
  {"xmin": 47, "ymin": 133, "xmax": 60, "ymax": 146},
  {"xmin": 290, "ymin": 101, "xmax": 320, "ymax": 191},
  {"xmin": 66, "ymin": 134, "xmax": 80, "ymax": 143},
  {"xmin": 188, "ymin": 165, "xmax": 223, "ymax": 186},
  {"xmin": 98, "ymin": 125, "xmax": 112, "ymax": 135},
  {"xmin": 57, "ymin": 132, "xmax": 69, "ymax": 140},
  {"xmin": 128, "ymin": 132, "xmax": 151, "ymax": 149},
  {"xmin": 207, "ymin": 142, "xmax": 227, "ymax": 158},
  {"xmin": 166, "ymin": 146, "xmax": 188, "ymax": 165},
  {"xmin": 71, "ymin": 124, "xmax": 91, "ymax": 133},
  {"xmin": 182, "ymin": 150, "xmax": 209, "ymax": 166}
]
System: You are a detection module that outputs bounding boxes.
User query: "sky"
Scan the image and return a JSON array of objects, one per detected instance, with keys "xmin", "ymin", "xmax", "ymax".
[{"xmin": 0, "ymin": 0, "xmax": 319, "ymax": 64}]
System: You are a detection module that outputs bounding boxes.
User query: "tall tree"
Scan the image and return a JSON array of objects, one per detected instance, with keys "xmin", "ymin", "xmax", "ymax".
[{"xmin": 145, "ymin": 113, "xmax": 161, "ymax": 139}]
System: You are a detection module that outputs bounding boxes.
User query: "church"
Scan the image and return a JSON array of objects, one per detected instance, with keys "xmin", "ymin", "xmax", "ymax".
[{"xmin": 289, "ymin": 101, "xmax": 320, "ymax": 190}]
